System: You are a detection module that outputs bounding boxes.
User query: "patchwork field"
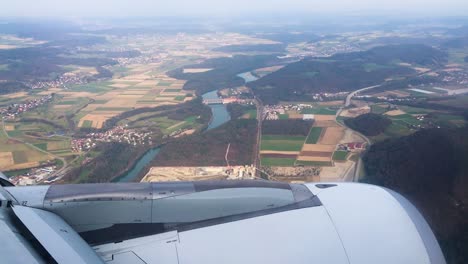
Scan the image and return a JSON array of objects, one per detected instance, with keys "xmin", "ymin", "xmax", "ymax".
[{"xmin": 56, "ymin": 73, "xmax": 195, "ymax": 128}]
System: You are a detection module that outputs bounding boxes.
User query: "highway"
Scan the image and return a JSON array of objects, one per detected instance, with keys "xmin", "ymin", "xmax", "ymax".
[{"xmin": 336, "ymin": 84, "xmax": 382, "ymax": 182}]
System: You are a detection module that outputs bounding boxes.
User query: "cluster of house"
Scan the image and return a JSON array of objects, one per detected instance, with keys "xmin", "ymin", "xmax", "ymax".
[
  {"xmin": 311, "ymin": 92, "xmax": 348, "ymax": 101},
  {"xmin": 0, "ymin": 94, "xmax": 53, "ymax": 119},
  {"xmin": 9, "ymin": 166, "xmax": 57, "ymax": 186},
  {"xmin": 262, "ymin": 104, "xmax": 314, "ymax": 120},
  {"xmin": 29, "ymin": 72, "xmax": 90, "ymax": 90},
  {"xmin": 338, "ymin": 142, "xmax": 367, "ymax": 152},
  {"xmin": 71, "ymin": 126, "xmax": 153, "ymax": 152}
]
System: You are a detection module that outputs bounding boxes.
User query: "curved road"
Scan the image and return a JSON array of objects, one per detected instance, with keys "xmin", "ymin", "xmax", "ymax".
[
  {"xmin": 1, "ymin": 119, "xmax": 68, "ymax": 179},
  {"xmin": 337, "ymin": 84, "xmax": 382, "ymax": 181}
]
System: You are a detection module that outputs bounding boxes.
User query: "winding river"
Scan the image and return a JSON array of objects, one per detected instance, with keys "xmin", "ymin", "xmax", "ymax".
[{"xmin": 114, "ymin": 90, "xmax": 231, "ymax": 182}]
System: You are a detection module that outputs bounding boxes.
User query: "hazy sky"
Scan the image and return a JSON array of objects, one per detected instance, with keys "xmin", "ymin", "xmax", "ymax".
[{"xmin": 1, "ymin": 0, "xmax": 467, "ymax": 18}]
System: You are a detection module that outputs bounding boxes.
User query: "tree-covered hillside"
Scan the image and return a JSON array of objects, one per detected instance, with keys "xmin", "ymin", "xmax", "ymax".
[
  {"xmin": 248, "ymin": 44, "xmax": 447, "ymax": 104},
  {"xmin": 363, "ymin": 128, "xmax": 468, "ymax": 264},
  {"xmin": 344, "ymin": 113, "xmax": 392, "ymax": 136}
]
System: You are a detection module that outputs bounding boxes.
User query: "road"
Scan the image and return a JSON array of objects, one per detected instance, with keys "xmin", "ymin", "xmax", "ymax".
[
  {"xmin": 252, "ymin": 97, "xmax": 263, "ymax": 176},
  {"xmin": 1, "ymin": 118, "xmax": 68, "ymax": 179},
  {"xmin": 344, "ymin": 84, "xmax": 381, "ymax": 107},
  {"xmin": 335, "ymin": 84, "xmax": 382, "ymax": 182}
]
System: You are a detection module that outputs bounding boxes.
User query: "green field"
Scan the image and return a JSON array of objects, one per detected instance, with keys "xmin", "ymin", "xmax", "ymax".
[
  {"xmin": 370, "ymin": 104, "xmax": 389, "ymax": 114},
  {"xmin": 157, "ymin": 82, "xmax": 173, "ymax": 86},
  {"xmin": 295, "ymin": 160, "xmax": 333, "ymax": 166},
  {"xmin": 398, "ymin": 105, "xmax": 434, "ymax": 114},
  {"xmin": 261, "ymin": 138, "xmax": 305, "ymax": 151},
  {"xmin": 301, "ymin": 107, "xmax": 337, "ymax": 115},
  {"xmin": 390, "ymin": 114, "xmax": 422, "ymax": 126},
  {"xmin": 71, "ymin": 82, "xmax": 114, "ymax": 93},
  {"xmin": 165, "ymin": 89, "xmax": 181, "ymax": 92},
  {"xmin": 262, "ymin": 135, "xmax": 306, "ymax": 141},
  {"xmin": 261, "ymin": 157, "xmax": 296, "ymax": 166},
  {"xmin": 175, "ymin": 96, "xmax": 186, "ymax": 101},
  {"xmin": 56, "ymin": 100, "xmax": 78, "ymax": 105},
  {"xmin": 12, "ymin": 151, "xmax": 29, "ymax": 163},
  {"xmin": 306, "ymin": 127, "xmax": 323, "ymax": 144},
  {"xmin": 279, "ymin": 114, "xmax": 289, "ymax": 119},
  {"xmin": 82, "ymin": 120, "xmax": 93, "ymax": 128},
  {"xmin": 245, "ymin": 109, "xmax": 257, "ymax": 119},
  {"xmin": 96, "ymin": 107, "xmax": 133, "ymax": 111},
  {"xmin": 332, "ymin": 151, "xmax": 348, "ymax": 161}
]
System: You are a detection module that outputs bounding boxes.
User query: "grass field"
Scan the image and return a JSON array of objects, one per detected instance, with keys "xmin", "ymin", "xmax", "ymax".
[
  {"xmin": 390, "ymin": 114, "xmax": 422, "ymax": 126},
  {"xmin": 165, "ymin": 89, "xmax": 181, "ymax": 92},
  {"xmin": 261, "ymin": 138, "xmax": 305, "ymax": 152},
  {"xmin": 262, "ymin": 135, "xmax": 306, "ymax": 141},
  {"xmin": 398, "ymin": 105, "xmax": 434, "ymax": 114},
  {"xmin": 301, "ymin": 107, "xmax": 337, "ymax": 115},
  {"xmin": 82, "ymin": 120, "xmax": 93, "ymax": 128},
  {"xmin": 332, "ymin": 151, "xmax": 348, "ymax": 161},
  {"xmin": 370, "ymin": 104, "xmax": 388, "ymax": 114},
  {"xmin": 306, "ymin": 127, "xmax": 323, "ymax": 144},
  {"xmin": 295, "ymin": 160, "xmax": 333, "ymax": 166},
  {"xmin": 261, "ymin": 157, "xmax": 296, "ymax": 166}
]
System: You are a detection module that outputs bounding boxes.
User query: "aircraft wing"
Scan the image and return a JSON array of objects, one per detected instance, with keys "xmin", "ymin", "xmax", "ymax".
[{"xmin": 1, "ymin": 179, "xmax": 446, "ymax": 264}]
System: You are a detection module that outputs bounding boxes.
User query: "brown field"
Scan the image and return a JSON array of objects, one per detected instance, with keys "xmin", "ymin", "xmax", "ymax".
[
  {"xmin": 260, "ymin": 151, "xmax": 300, "ymax": 155},
  {"xmin": 110, "ymin": 83, "xmax": 131, "ymax": 88},
  {"xmin": 262, "ymin": 154, "xmax": 298, "ymax": 158},
  {"xmin": 135, "ymin": 81, "xmax": 157, "ymax": 87},
  {"xmin": 4, "ymin": 92, "xmax": 28, "ymax": 98},
  {"xmin": 296, "ymin": 156, "xmax": 331, "ymax": 162},
  {"xmin": 288, "ymin": 113, "xmax": 303, "ymax": 119},
  {"xmin": 122, "ymin": 90, "xmax": 149, "ymax": 95},
  {"xmin": 0, "ymin": 152, "xmax": 14, "ymax": 167},
  {"xmin": 314, "ymin": 120, "xmax": 340, "ymax": 127},
  {"xmin": 116, "ymin": 94, "xmax": 143, "ymax": 99},
  {"xmin": 183, "ymin": 68, "xmax": 213, "ymax": 73},
  {"xmin": 105, "ymin": 99, "xmax": 138, "ymax": 106},
  {"xmin": 299, "ymin": 151, "xmax": 332, "ymax": 157},
  {"xmin": 57, "ymin": 91, "xmax": 96, "ymax": 97},
  {"xmin": 79, "ymin": 114, "xmax": 115, "ymax": 128},
  {"xmin": 3, "ymin": 161, "xmax": 40, "ymax": 171},
  {"xmin": 319, "ymin": 127, "xmax": 345, "ymax": 145},
  {"xmin": 53, "ymin": 105, "xmax": 72, "ymax": 109},
  {"xmin": 46, "ymin": 141, "xmax": 70, "ymax": 151},
  {"xmin": 4, "ymin": 125, "xmax": 15, "ymax": 131},
  {"xmin": 314, "ymin": 115, "xmax": 336, "ymax": 121},
  {"xmin": 301, "ymin": 144, "xmax": 336, "ymax": 152},
  {"xmin": 318, "ymin": 101, "xmax": 343, "ymax": 106},
  {"xmin": 384, "ymin": 110, "xmax": 406, "ymax": 116}
]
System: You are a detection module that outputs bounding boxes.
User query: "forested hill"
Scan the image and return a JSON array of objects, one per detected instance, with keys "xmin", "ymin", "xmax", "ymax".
[
  {"xmin": 344, "ymin": 113, "xmax": 392, "ymax": 136},
  {"xmin": 248, "ymin": 44, "xmax": 447, "ymax": 104},
  {"xmin": 168, "ymin": 55, "xmax": 282, "ymax": 95},
  {"xmin": 363, "ymin": 128, "xmax": 468, "ymax": 263}
]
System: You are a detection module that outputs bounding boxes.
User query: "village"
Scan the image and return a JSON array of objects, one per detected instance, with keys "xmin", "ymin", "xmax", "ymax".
[
  {"xmin": 71, "ymin": 125, "xmax": 153, "ymax": 152},
  {"xmin": 0, "ymin": 94, "xmax": 53, "ymax": 119}
]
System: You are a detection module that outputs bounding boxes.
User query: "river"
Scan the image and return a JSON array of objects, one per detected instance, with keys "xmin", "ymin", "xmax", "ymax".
[{"xmin": 114, "ymin": 90, "xmax": 231, "ymax": 182}]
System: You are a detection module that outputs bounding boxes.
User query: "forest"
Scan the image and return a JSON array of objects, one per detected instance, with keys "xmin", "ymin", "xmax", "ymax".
[
  {"xmin": 363, "ymin": 127, "xmax": 468, "ymax": 264},
  {"xmin": 62, "ymin": 143, "xmax": 147, "ymax": 183},
  {"xmin": 344, "ymin": 113, "xmax": 392, "ymax": 136},
  {"xmin": 168, "ymin": 55, "xmax": 283, "ymax": 95},
  {"xmin": 248, "ymin": 44, "xmax": 447, "ymax": 104},
  {"xmin": 149, "ymin": 119, "xmax": 257, "ymax": 167},
  {"xmin": 262, "ymin": 119, "xmax": 313, "ymax": 136}
]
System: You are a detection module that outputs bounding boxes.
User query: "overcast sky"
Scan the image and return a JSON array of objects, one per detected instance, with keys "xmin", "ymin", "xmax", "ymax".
[{"xmin": 1, "ymin": 0, "xmax": 467, "ymax": 18}]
